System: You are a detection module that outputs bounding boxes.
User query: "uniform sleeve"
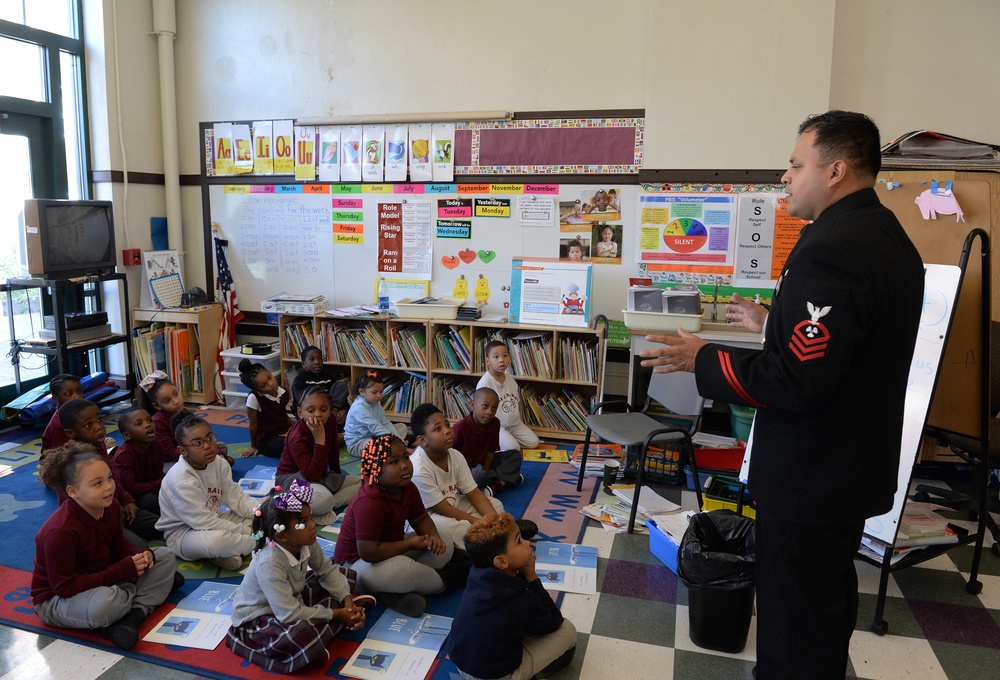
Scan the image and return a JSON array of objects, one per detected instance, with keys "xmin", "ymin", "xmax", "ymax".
[
  {"xmin": 256, "ymin": 558, "xmax": 332, "ymax": 624},
  {"xmin": 153, "ymin": 413, "xmax": 179, "ymax": 462},
  {"xmin": 309, "ymin": 546, "xmax": 351, "ymax": 603},
  {"xmin": 410, "ymin": 453, "xmax": 446, "ymax": 508},
  {"xmin": 694, "ymin": 241, "xmax": 867, "ymax": 413},
  {"xmin": 245, "ymin": 393, "xmax": 262, "ymax": 411},
  {"xmin": 286, "ymin": 429, "xmax": 329, "ymax": 482},
  {"xmin": 162, "ymin": 474, "xmax": 250, "ymax": 532},
  {"xmin": 41, "ymin": 526, "xmax": 138, "ymax": 598},
  {"xmin": 452, "ymin": 420, "xmax": 468, "ymax": 453},
  {"xmin": 112, "ymin": 449, "xmax": 159, "ymax": 497},
  {"xmin": 517, "ymin": 579, "xmax": 565, "ymax": 637}
]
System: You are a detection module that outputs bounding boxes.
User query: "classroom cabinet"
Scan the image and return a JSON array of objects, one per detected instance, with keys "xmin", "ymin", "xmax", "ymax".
[
  {"xmin": 278, "ymin": 314, "xmax": 603, "ymax": 442},
  {"xmin": 133, "ymin": 304, "xmax": 224, "ymax": 405}
]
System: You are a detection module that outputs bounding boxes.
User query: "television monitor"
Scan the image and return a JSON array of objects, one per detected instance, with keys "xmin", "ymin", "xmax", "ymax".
[{"xmin": 22, "ymin": 199, "xmax": 117, "ymax": 278}]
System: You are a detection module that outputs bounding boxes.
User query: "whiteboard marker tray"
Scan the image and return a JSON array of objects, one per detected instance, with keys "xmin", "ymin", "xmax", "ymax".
[{"xmin": 395, "ymin": 297, "xmax": 464, "ymax": 320}]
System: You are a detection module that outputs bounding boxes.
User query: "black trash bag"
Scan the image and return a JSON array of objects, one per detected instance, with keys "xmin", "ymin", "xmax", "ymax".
[{"xmin": 677, "ymin": 509, "xmax": 755, "ymax": 591}]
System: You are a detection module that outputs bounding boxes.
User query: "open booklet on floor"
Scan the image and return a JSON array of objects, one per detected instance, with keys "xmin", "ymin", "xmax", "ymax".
[
  {"xmin": 142, "ymin": 581, "xmax": 238, "ymax": 650},
  {"xmin": 534, "ymin": 541, "xmax": 598, "ymax": 595},
  {"xmin": 343, "ymin": 610, "xmax": 453, "ymax": 680}
]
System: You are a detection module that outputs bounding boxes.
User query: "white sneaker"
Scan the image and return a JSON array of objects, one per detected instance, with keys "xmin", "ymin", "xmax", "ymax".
[{"xmin": 208, "ymin": 555, "xmax": 244, "ymax": 572}]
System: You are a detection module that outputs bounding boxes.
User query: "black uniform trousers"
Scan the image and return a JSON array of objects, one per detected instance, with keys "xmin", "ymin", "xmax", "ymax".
[{"xmin": 754, "ymin": 508, "xmax": 864, "ymax": 680}]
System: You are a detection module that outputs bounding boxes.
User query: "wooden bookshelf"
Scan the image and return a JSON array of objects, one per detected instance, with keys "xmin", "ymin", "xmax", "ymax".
[
  {"xmin": 277, "ymin": 314, "xmax": 603, "ymax": 441},
  {"xmin": 133, "ymin": 305, "xmax": 224, "ymax": 405}
]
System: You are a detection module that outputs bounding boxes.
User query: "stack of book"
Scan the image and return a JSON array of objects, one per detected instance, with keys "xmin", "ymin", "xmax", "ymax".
[
  {"xmin": 381, "ymin": 372, "xmax": 427, "ymax": 415},
  {"xmin": 282, "ymin": 320, "xmax": 316, "ymax": 359},
  {"xmin": 519, "ymin": 384, "xmax": 589, "ymax": 433},
  {"xmin": 133, "ymin": 323, "xmax": 201, "ymax": 396},
  {"xmin": 433, "ymin": 325, "xmax": 472, "ymax": 371},
  {"xmin": 558, "ymin": 336, "xmax": 599, "ymax": 382},
  {"xmin": 432, "ymin": 376, "xmax": 476, "ymax": 420},
  {"xmin": 456, "ymin": 305, "xmax": 482, "ymax": 320},
  {"xmin": 321, "ymin": 321, "xmax": 388, "ymax": 366}
]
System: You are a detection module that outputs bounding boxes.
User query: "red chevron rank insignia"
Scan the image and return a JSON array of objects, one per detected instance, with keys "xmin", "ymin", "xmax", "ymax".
[{"xmin": 788, "ymin": 302, "xmax": 832, "ymax": 362}]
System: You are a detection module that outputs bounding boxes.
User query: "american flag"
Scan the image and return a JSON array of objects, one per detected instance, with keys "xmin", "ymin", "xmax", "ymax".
[{"xmin": 214, "ymin": 236, "xmax": 244, "ymax": 399}]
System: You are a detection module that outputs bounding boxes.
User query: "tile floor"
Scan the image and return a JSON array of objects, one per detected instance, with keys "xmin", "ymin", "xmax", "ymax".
[{"xmin": 2, "ymin": 477, "xmax": 998, "ymax": 680}]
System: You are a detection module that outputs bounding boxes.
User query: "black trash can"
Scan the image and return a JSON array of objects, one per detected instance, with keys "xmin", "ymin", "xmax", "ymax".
[{"xmin": 677, "ymin": 509, "xmax": 756, "ymax": 653}]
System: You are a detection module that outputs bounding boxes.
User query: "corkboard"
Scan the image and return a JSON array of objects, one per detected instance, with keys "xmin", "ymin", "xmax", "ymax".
[{"xmin": 878, "ymin": 170, "xmax": 997, "ymax": 438}]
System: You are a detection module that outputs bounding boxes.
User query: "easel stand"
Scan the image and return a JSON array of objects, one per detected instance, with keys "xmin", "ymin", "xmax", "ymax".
[{"xmin": 862, "ymin": 228, "xmax": 991, "ymax": 636}]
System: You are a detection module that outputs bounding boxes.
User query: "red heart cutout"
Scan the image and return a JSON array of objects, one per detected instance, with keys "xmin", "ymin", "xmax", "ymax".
[
  {"xmin": 458, "ymin": 249, "xmax": 477, "ymax": 264},
  {"xmin": 441, "ymin": 256, "xmax": 460, "ymax": 269},
  {"xmin": 503, "ymin": 301, "xmax": 510, "ymax": 309}
]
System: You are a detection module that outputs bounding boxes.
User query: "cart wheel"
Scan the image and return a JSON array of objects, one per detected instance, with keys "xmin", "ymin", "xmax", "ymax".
[
  {"xmin": 871, "ymin": 619, "xmax": 888, "ymax": 636},
  {"xmin": 913, "ymin": 491, "xmax": 929, "ymax": 503},
  {"xmin": 992, "ymin": 542, "xmax": 1000, "ymax": 558},
  {"xmin": 966, "ymin": 579, "xmax": 983, "ymax": 595}
]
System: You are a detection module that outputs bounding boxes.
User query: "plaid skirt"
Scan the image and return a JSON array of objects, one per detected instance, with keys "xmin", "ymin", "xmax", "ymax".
[{"xmin": 226, "ymin": 570, "xmax": 355, "ymax": 673}]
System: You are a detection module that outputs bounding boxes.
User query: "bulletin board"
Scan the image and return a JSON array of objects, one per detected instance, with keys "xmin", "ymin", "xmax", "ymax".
[{"xmin": 876, "ymin": 172, "xmax": 996, "ymax": 438}]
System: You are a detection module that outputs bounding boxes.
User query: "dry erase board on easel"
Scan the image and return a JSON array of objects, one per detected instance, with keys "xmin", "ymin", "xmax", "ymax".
[{"xmin": 737, "ymin": 263, "xmax": 962, "ymax": 546}]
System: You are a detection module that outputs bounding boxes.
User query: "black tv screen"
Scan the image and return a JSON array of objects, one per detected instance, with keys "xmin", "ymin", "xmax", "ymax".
[{"xmin": 24, "ymin": 199, "xmax": 117, "ymax": 277}]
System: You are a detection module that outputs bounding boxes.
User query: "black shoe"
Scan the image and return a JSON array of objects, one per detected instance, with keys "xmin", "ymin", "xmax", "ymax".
[
  {"xmin": 516, "ymin": 519, "xmax": 538, "ymax": 540},
  {"xmin": 438, "ymin": 554, "xmax": 472, "ymax": 592},
  {"xmin": 379, "ymin": 592, "xmax": 426, "ymax": 617},
  {"xmin": 107, "ymin": 607, "xmax": 145, "ymax": 650},
  {"xmin": 535, "ymin": 645, "xmax": 575, "ymax": 679},
  {"xmin": 172, "ymin": 571, "xmax": 185, "ymax": 591}
]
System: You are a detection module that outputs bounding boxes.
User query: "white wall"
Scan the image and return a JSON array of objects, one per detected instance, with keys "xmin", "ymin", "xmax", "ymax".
[{"xmin": 85, "ymin": 0, "xmax": 1000, "ymax": 301}]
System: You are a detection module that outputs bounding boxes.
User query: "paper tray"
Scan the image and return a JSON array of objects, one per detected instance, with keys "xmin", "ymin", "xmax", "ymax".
[
  {"xmin": 395, "ymin": 297, "xmax": 464, "ymax": 320},
  {"xmin": 622, "ymin": 309, "xmax": 702, "ymax": 332}
]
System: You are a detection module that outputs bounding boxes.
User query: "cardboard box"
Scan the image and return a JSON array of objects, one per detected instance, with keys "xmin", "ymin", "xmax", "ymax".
[{"xmin": 261, "ymin": 296, "xmax": 330, "ymax": 315}]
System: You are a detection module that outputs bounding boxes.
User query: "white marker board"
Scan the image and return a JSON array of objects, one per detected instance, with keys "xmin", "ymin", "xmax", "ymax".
[{"xmin": 738, "ymin": 263, "xmax": 962, "ymax": 545}]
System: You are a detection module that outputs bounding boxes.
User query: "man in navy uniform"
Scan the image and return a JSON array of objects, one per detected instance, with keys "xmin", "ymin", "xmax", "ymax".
[{"xmin": 640, "ymin": 111, "xmax": 924, "ymax": 679}]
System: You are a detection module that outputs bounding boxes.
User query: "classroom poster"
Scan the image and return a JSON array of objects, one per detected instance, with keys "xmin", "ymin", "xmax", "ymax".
[
  {"xmin": 341, "ymin": 125, "xmax": 363, "ymax": 182},
  {"xmin": 377, "ymin": 201, "xmax": 433, "ymax": 279},
  {"xmin": 508, "ymin": 258, "xmax": 591, "ymax": 328},
  {"xmin": 231, "ymin": 124, "xmax": 253, "ymax": 174},
  {"xmin": 343, "ymin": 611, "xmax": 453, "ymax": 680},
  {"xmin": 251, "ymin": 120, "xmax": 273, "ymax": 175},
  {"xmin": 590, "ymin": 221, "xmax": 622, "ymax": 264},
  {"xmin": 141, "ymin": 249, "xmax": 184, "ymax": 309},
  {"xmin": 272, "ymin": 120, "xmax": 294, "ymax": 174},
  {"xmin": 431, "ymin": 123, "xmax": 455, "ymax": 182},
  {"xmin": 638, "ymin": 194, "xmax": 736, "ymax": 269},
  {"xmin": 333, "ymin": 195, "xmax": 364, "ymax": 245},
  {"xmin": 362, "ymin": 125, "xmax": 385, "ymax": 182},
  {"xmin": 734, "ymin": 194, "xmax": 805, "ymax": 287},
  {"xmin": 385, "ymin": 124, "xmax": 408, "ymax": 182},
  {"xmin": 409, "ymin": 123, "xmax": 432, "ymax": 182},
  {"xmin": 212, "ymin": 122, "xmax": 234, "ymax": 175},
  {"xmin": 318, "ymin": 125, "xmax": 341, "ymax": 182},
  {"xmin": 516, "ymin": 194, "xmax": 555, "ymax": 226},
  {"xmin": 580, "ymin": 187, "xmax": 622, "ymax": 222},
  {"xmin": 293, "ymin": 125, "xmax": 317, "ymax": 181}
]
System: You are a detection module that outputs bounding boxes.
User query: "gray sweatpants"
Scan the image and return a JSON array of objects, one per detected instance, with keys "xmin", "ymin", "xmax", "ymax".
[
  {"xmin": 347, "ymin": 533, "xmax": 454, "ymax": 595},
  {"xmin": 34, "ymin": 545, "xmax": 175, "ymax": 629}
]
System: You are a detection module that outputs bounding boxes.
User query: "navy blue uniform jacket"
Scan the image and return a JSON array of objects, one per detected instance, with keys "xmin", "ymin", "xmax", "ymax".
[
  {"xmin": 448, "ymin": 566, "xmax": 564, "ymax": 678},
  {"xmin": 695, "ymin": 188, "xmax": 924, "ymax": 523}
]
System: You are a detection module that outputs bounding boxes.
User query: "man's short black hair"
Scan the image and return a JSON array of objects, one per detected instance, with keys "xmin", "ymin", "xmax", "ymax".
[
  {"xmin": 798, "ymin": 110, "xmax": 881, "ymax": 179},
  {"xmin": 410, "ymin": 402, "xmax": 442, "ymax": 437}
]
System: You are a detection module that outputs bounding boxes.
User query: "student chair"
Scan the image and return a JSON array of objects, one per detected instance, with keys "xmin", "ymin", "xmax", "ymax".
[
  {"xmin": 917, "ymin": 320, "xmax": 1000, "ymax": 557},
  {"xmin": 575, "ymin": 369, "xmax": 706, "ymax": 533}
]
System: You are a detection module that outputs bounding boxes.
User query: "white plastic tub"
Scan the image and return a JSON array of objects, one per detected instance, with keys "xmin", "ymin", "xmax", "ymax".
[{"xmin": 622, "ymin": 309, "xmax": 703, "ymax": 332}]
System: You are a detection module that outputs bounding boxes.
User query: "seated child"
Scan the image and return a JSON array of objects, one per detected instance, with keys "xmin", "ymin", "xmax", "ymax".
[
  {"xmin": 409, "ymin": 403, "xmax": 511, "ymax": 551},
  {"xmin": 227, "ymin": 479, "xmax": 373, "ymax": 673},
  {"xmin": 291, "ymin": 345, "xmax": 350, "ymax": 429},
  {"xmin": 276, "ymin": 386, "xmax": 362, "ymax": 519},
  {"xmin": 139, "ymin": 371, "xmax": 234, "ymax": 466},
  {"xmin": 239, "ymin": 358, "xmax": 293, "ymax": 458},
  {"xmin": 449, "ymin": 513, "xmax": 576, "ymax": 680},
  {"xmin": 452, "ymin": 387, "xmax": 523, "ymax": 495},
  {"xmin": 477, "ymin": 341, "xmax": 541, "ymax": 452},
  {"xmin": 111, "ymin": 407, "xmax": 164, "ymax": 516},
  {"xmin": 59, "ymin": 399, "xmax": 160, "ymax": 542},
  {"xmin": 31, "ymin": 442, "xmax": 178, "ymax": 650},
  {"xmin": 343, "ymin": 370, "xmax": 407, "ymax": 459},
  {"xmin": 156, "ymin": 413, "xmax": 257, "ymax": 572},
  {"xmin": 41, "ymin": 374, "xmax": 83, "ymax": 453},
  {"xmin": 333, "ymin": 435, "xmax": 454, "ymax": 617}
]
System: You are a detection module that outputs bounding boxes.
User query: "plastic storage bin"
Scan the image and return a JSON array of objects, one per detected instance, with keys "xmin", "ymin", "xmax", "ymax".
[
  {"xmin": 646, "ymin": 518, "xmax": 680, "ymax": 573},
  {"xmin": 394, "ymin": 297, "xmax": 463, "ymax": 319},
  {"xmin": 622, "ymin": 309, "xmax": 702, "ymax": 332},
  {"xmin": 729, "ymin": 404, "xmax": 755, "ymax": 441},
  {"xmin": 221, "ymin": 347, "xmax": 280, "ymax": 375},
  {"xmin": 222, "ymin": 389, "xmax": 249, "ymax": 410},
  {"xmin": 220, "ymin": 371, "xmax": 249, "ymax": 394},
  {"xmin": 702, "ymin": 475, "xmax": 756, "ymax": 519}
]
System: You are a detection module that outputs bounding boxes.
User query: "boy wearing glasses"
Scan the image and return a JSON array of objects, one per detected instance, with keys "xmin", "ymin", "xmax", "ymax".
[{"xmin": 156, "ymin": 413, "xmax": 257, "ymax": 572}]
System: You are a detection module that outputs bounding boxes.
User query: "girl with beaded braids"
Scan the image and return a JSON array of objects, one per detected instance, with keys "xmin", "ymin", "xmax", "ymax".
[
  {"xmin": 227, "ymin": 479, "xmax": 374, "ymax": 673},
  {"xmin": 332, "ymin": 435, "xmax": 453, "ymax": 618}
]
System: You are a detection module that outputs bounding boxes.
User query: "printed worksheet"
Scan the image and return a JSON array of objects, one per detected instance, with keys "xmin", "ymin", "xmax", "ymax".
[
  {"xmin": 534, "ymin": 541, "xmax": 598, "ymax": 594},
  {"xmin": 343, "ymin": 610, "xmax": 453, "ymax": 680}
]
